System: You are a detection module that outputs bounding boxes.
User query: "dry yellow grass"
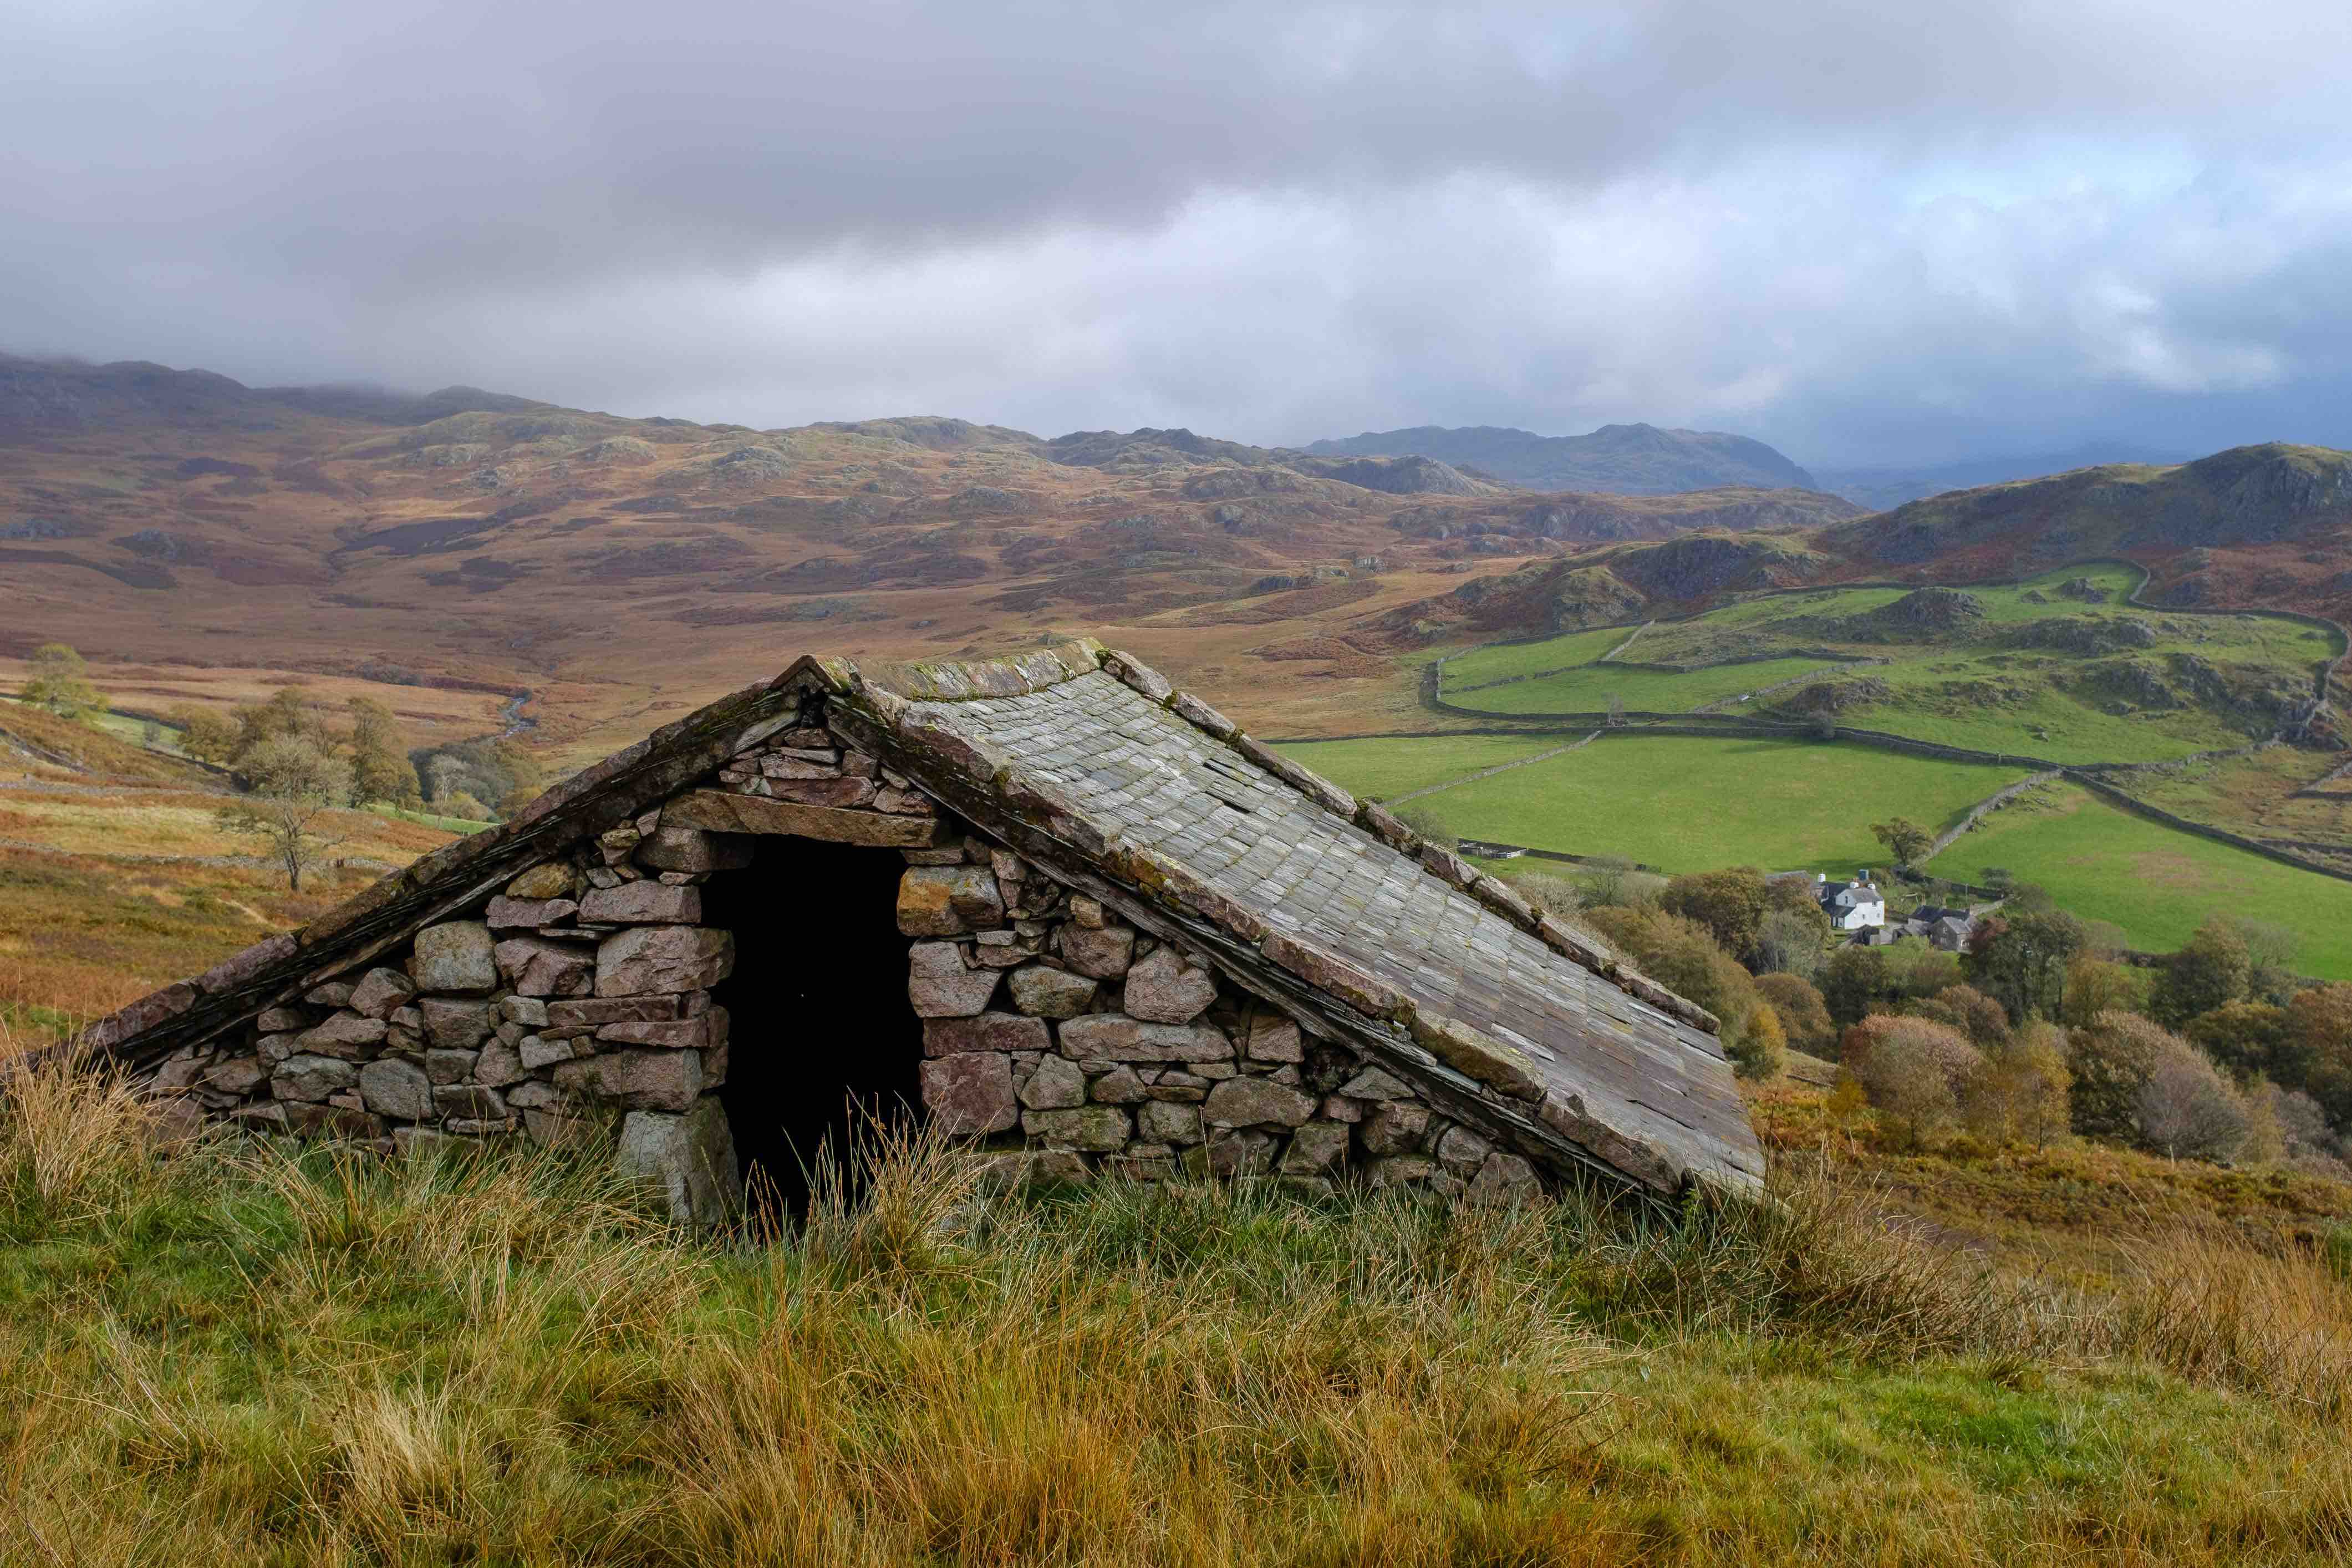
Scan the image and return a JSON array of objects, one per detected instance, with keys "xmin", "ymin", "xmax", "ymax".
[
  {"xmin": 7, "ymin": 1068, "xmax": 2352, "ymax": 1565},
  {"xmin": 0, "ymin": 784, "xmax": 454, "ymax": 861},
  {"xmin": 0, "ymin": 778, "xmax": 461, "ymax": 1056}
]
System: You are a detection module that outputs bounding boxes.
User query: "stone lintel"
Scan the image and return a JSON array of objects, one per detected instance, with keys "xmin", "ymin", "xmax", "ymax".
[{"xmin": 660, "ymin": 788, "xmax": 954, "ymax": 847}]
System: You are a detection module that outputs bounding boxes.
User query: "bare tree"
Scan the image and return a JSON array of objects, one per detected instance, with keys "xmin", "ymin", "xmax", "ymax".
[
  {"xmin": 2135, "ymin": 1041, "xmax": 2253, "ymax": 1163},
  {"xmin": 216, "ymin": 734, "xmax": 352, "ymax": 890},
  {"xmin": 426, "ymin": 754, "xmax": 467, "ymax": 807}
]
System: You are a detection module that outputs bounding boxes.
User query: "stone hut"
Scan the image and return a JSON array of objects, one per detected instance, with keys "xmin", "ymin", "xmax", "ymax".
[{"xmin": 48, "ymin": 642, "xmax": 1763, "ymax": 1220}]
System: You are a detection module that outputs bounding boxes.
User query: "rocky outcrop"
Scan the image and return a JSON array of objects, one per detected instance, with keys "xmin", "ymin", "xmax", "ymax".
[{"xmin": 1839, "ymin": 587, "xmax": 1989, "ymax": 641}]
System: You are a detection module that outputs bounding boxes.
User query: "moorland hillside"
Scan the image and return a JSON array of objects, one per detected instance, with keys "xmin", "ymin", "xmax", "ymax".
[
  {"xmin": 0, "ymin": 356, "xmax": 1860, "ymax": 759},
  {"xmin": 4, "ymin": 354, "xmax": 2348, "ymax": 764},
  {"xmin": 1366, "ymin": 446, "xmax": 2352, "ymax": 646}
]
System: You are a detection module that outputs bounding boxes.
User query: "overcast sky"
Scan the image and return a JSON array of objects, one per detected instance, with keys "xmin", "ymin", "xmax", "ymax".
[{"xmin": 8, "ymin": 1, "xmax": 2351, "ymax": 464}]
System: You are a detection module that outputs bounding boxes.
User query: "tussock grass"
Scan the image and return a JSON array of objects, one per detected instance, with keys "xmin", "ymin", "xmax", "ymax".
[{"xmin": 6, "ymin": 1068, "xmax": 2352, "ymax": 1564}]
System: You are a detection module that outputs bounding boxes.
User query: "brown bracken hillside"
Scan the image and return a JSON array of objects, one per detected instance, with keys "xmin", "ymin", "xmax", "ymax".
[
  {"xmin": 0, "ymin": 355, "xmax": 1861, "ymax": 759},
  {"xmin": 5, "ymin": 353, "xmax": 2346, "ymax": 761}
]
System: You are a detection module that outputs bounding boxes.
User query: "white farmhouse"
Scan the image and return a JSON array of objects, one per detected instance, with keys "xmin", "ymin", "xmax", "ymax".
[{"xmin": 1817, "ymin": 874, "xmax": 1887, "ymax": 931}]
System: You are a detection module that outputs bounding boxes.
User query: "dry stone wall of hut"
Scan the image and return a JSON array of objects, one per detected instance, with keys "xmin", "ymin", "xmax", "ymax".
[{"xmin": 140, "ymin": 703, "xmax": 1542, "ymax": 1219}]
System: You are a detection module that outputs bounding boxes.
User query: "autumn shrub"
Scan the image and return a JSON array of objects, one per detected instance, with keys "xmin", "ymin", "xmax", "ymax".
[
  {"xmin": 1580, "ymin": 904, "xmax": 1758, "ymax": 1041},
  {"xmin": 2060, "ymin": 953, "xmax": 2149, "ymax": 1026},
  {"xmin": 2065, "ymin": 1009, "xmax": 2177, "ymax": 1140},
  {"xmin": 2065, "ymin": 1010, "xmax": 2256, "ymax": 1162},
  {"xmin": 2183, "ymin": 999, "xmax": 2290, "ymax": 1083},
  {"xmin": 1728, "ymin": 1004, "xmax": 1785, "ymax": 1081},
  {"xmin": 1907, "ymin": 982, "xmax": 2012, "ymax": 1050},
  {"xmin": 1659, "ymin": 867, "xmax": 1768, "ymax": 961},
  {"xmin": 1754, "ymin": 972, "xmax": 1835, "ymax": 1057},
  {"xmin": 2290, "ymin": 982, "xmax": 2352, "ymax": 1126},
  {"xmin": 1510, "ymin": 871, "xmax": 1584, "ymax": 920},
  {"xmin": 2134, "ymin": 1038, "xmax": 2257, "ymax": 1163},
  {"xmin": 1959, "ymin": 1022, "xmax": 2071, "ymax": 1149},
  {"xmin": 2149, "ymin": 918, "xmax": 2253, "ymax": 1028},
  {"xmin": 1840, "ymin": 1015, "xmax": 1983, "ymax": 1144}
]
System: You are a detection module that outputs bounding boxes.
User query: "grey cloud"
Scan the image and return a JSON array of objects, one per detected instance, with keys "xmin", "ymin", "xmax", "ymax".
[{"xmin": 4, "ymin": 1, "xmax": 2350, "ymax": 462}]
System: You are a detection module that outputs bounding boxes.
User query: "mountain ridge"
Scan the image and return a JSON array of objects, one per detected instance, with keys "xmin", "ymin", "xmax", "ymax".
[
  {"xmin": 2, "ymin": 353, "xmax": 2341, "ymax": 752},
  {"xmin": 1360, "ymin": 442, "xmax": 2352, "ymax": 647},
  {"xmin": 1812, "ymin": 442, "xmax": 2198, "ymax": 511},
  {"xmin": 0, "ymin": 355, "xmax": 1856, "ymax": 752}
]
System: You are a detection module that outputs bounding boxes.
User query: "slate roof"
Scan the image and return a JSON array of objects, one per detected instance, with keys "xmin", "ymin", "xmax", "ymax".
[{"xmin": 45, "ymin": 639, "xmax": 1765, "ymax": 1199}]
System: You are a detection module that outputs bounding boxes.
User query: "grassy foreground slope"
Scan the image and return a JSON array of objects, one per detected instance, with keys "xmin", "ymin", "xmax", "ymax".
[
  {"xmin": 1286, "ymin": 735, "xmax": 2027, "ymax": 872},
  {"xmin": 1928, "ymin": 780, "xmax": 2352, "ymax": 976},
  {"xmin": 6, "ymin": 1072, "xmax": 2352, "ymax": 1566}
]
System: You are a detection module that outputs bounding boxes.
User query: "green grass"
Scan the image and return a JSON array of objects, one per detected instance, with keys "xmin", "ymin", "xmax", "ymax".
[
  {"xmin": 1437, "ymin": 624, "xmax": 1642, "ymax": 689},
  {"xmin": 1436, "ymin": 564, "xmax": 2335, "ymax": 768},
  {"xmin": 1276, "ymin": 733, "xmax": 1582, "ymax": 801},
  {"xmin": 1304, "ymin": 735, "xmax": 2028, "ymax": 872},
  {"xmin": 1833, "ymin": 660, "xmax": 2239, "ymax": 763},
  {"xmin": 1455, "ymin": 656, "xmax": 1840, "ymax": 716},
  {"xmin": 2113, "ymin": 746, "xmax": 2352, "ymax": 846},
  {"xmin": 1927, "ymin": 780, "xmax": 2352, "ymax": 977},
  {"xmin": 1970, "ymin": 563, "xmax": 2145, "ymax": 623},
  {"xmin": 3, "ymin": 694, "xmax": 191, "ymax": 755},
  {"xmin": 9, "ymin": 1073, "xmax": 2352, "ymax": 1566},
  {"xmin": 368, "ymin": 801, "xmax": 496, "ymax": 836}
]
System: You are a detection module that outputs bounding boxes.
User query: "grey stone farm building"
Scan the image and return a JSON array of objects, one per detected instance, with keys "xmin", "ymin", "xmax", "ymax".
[{"xmin": 48, "ymin": 642, "xmax": 1764, "ymax": 1220}]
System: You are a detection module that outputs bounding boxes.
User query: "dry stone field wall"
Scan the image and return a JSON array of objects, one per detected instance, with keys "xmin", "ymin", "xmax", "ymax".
[{"xmin": 137, "ymin": 702, "xmax": 1541, "ymax": 1218}]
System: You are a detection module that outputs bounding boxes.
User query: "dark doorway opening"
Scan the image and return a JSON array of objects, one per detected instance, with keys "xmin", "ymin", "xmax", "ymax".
[{"xmin": 702, "ymin": 838, "xmax": 926, "ymax": 1221}]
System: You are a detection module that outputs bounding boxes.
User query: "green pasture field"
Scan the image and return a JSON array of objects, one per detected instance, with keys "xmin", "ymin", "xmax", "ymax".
[
  {"xmin": 1435, "ymin": 624, "xmax": 1640, "ymax": 690},
  {"xmin": 1292, "ymin": 733, "xmax": 2029, "ymax": 873},
  {"xmin": 1829, "ymin": 663, "xmax": 2235, "ymax": 764},
  {"xmin": 1276, "ymin": 732, "xmax": 1581, "ymax": 802},
  {"xmin": 368, "ymin": 802, "xmax": 496, "ymax": 836},
  {"xmin": 1437, "ymin": 565, "xmax": 2339, "ymax": 768},
  {"xmin": 1448, "ymin": 655, "xmax": 1840, "ymax": 716},
  {"xmin": 2112, "ymin": 746, "xmax": 2352, "ymax": 847},
  {"xmin": 1927, "ymin": 781, "xmax": 2352, "ymax": 978}
]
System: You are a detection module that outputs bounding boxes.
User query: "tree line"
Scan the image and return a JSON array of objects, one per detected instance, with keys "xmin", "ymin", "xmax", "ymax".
[
  {"xmin": 15, "ymin": 643, "xmax": 543, "ymax": 891},
  {"xmin": 1496, "ymin": 841, "xmax": 2352, "ymax": 1173}
]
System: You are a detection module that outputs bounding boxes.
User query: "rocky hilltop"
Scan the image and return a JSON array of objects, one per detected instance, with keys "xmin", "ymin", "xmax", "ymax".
[
  {"xmin": 1820, "ymin": 444, "xmax": 2352, "ymax": 606},
  {"xmin": 1358, "ymin": 445, "xmax": 2352, "ymax": 648}
]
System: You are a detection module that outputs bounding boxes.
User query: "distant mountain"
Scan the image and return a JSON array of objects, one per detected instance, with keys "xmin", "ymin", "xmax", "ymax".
[
  {"xmin": 1820, "ymin": 444, "xmax": 2352, "ymax": 578},
  {"xmin": 1362, "ymin": 442, "xmax": 2352, "ymax": 647},
  {"xmin": 1813, "ymin": 444, "xmax": 2196, "ymax": 511},
  {"xmin": 1304, "ymin": 422, "xmax": 1819, "ymax": 495}
]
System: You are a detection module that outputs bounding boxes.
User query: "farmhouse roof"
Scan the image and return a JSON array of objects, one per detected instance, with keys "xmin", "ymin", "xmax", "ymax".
[{"xmin": 53, "ymin": 640, "xmax": 1764, "ymax": 1198}]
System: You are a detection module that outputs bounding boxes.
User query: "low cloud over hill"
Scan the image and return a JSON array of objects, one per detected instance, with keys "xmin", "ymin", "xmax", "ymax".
[{"xmin": 1306, "ymin": 423, "xmax": 1820, "ymax": 495}]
